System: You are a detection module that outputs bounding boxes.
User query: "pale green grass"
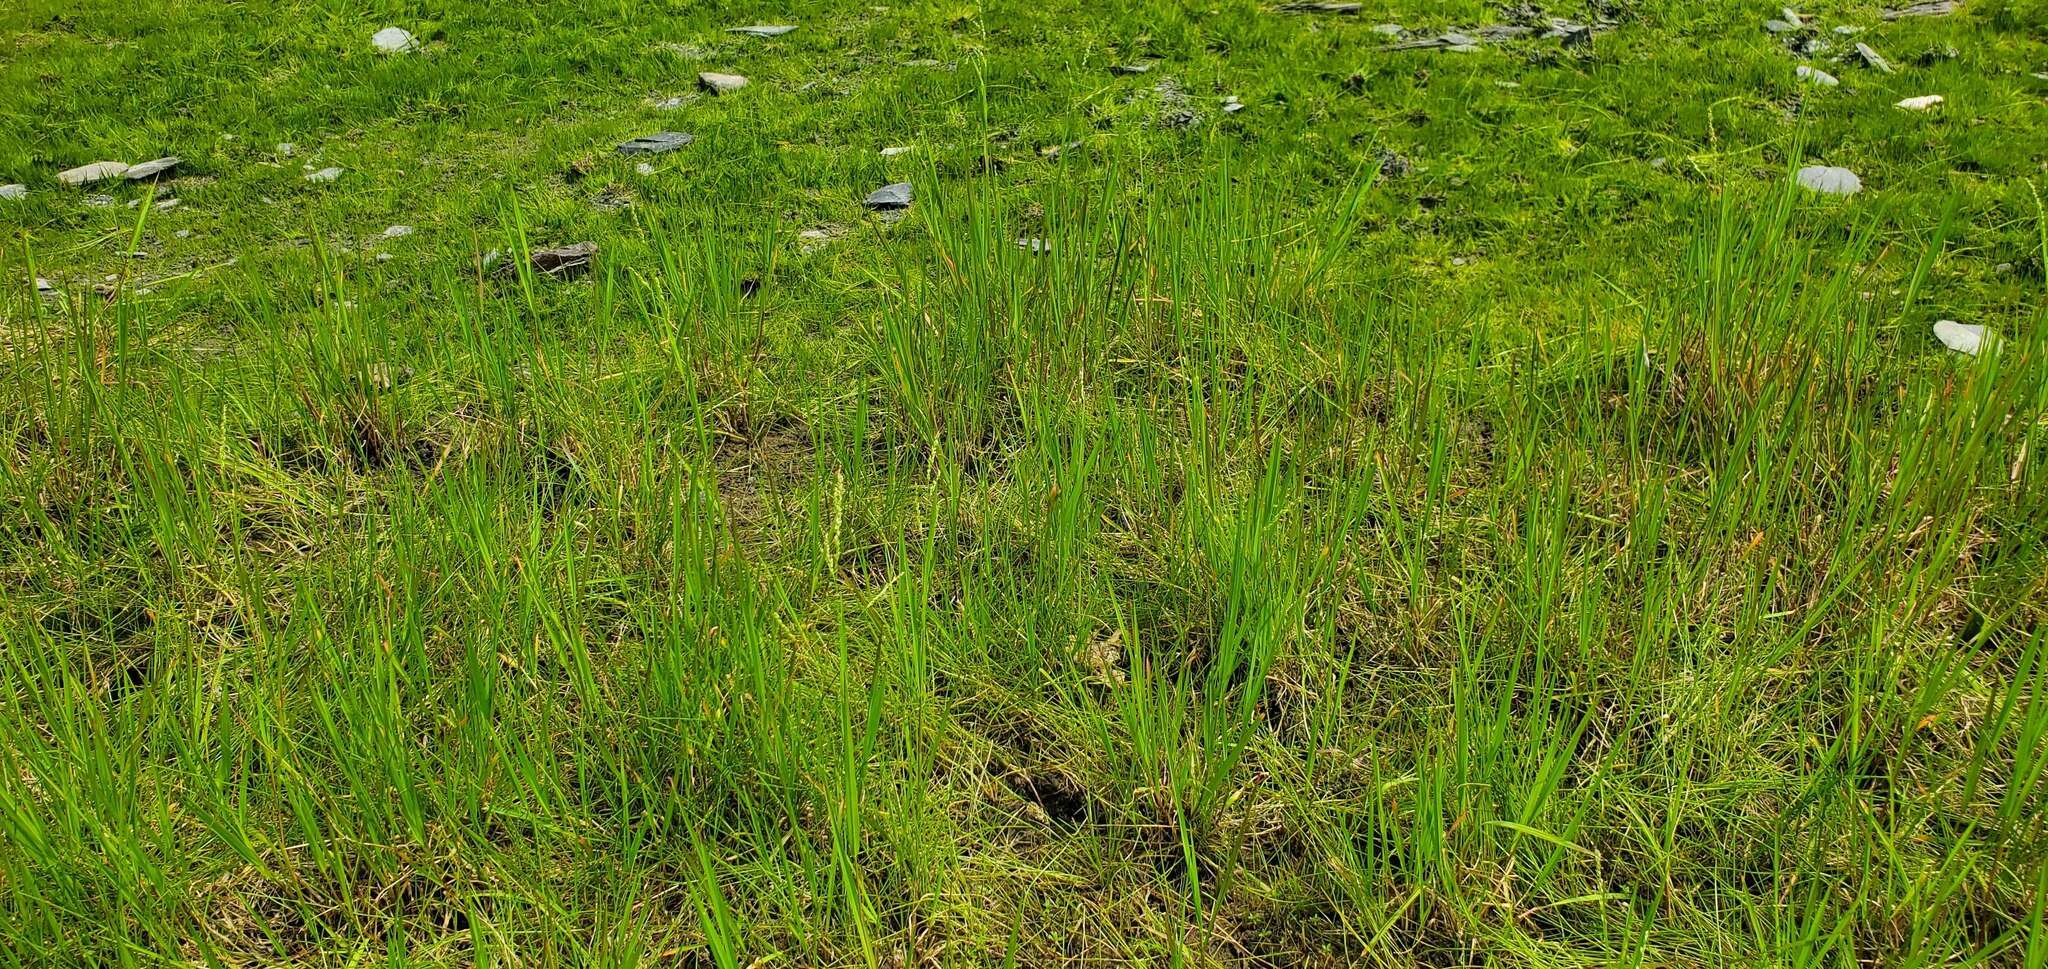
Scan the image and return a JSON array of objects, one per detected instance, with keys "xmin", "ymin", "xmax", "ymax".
[{"xmin": 2, "ymin": 1, "xmax": 2046, "ymax": 966}]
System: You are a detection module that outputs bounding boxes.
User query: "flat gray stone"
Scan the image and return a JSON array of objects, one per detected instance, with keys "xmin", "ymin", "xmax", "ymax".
[
  {"xmin": 1933, "ymin": 320, "xmax": 1985, "ymax": 355},
  {"xmin": 880, "ymin": 145, "xmax": 914, "ymax": 156},
  {"xmin": 1764, "ymin": 19, "xmax": 1798, "ymax": 33},
  {"xmin": 1796, "ymin": 65, "xmax": 1839, "ymax": 86},
  {"xmin": 617, "ymin": 131, "xmax": 694, "ymax": 155},
  {"xmin": 863, "ymin": 182, "xmax": 912, "ymax": 210},
  {"xmin": 382, "ymin": 225, "xmax": 414, "ymax": 238},
  {"xmin": 1281, "ymin": 1, "xmax": 1362, "ymax": 12},
  {"xmin": 1373, "ymin": 23, "xmax": 1405, "ymax": 35},
  {"xmin": 530, "ymin": 242, "xmax": 598, "ymax": 278},
  {"xmin": 1221, "ymin": 96, "xmax": 1244, "ymax": 114},
  {"xmin": 306, "ymin": 166, "xmax": 344, "ymax": 182},
  {"xmin": 124, "ymin": 156, "xmax": 182, "ymax": 180},
  {"xmin": 699, "ymin": 72, "xmax": 749, "ymax": 94},
  {"xmin": 1896, "ymin": 94, "xmax": 1944, "ymax": 111},
  {"xmin": 0, "ymin": 184, "xmax": 25, "ymax": 200},
  {"xmin": 1884, "ymin": 0, "xmax": 1960, "ymax": 18},
  {"xmin": 727, "ymin": 25, "xmax": 797, "ymax": 37},
  {"xmin": 1855, "ymin": 42, "xmax": 1895, "ymax": 73},
  {"xmin": 372, "ymin": 27, "xmax": 417, "ymax": 53},
  {"xmin": 84, "ymin": 194, "xmax": 115, "ymax": 207},
  {"xmin": 1796, "ymin": 165, "xmax": 1861, "ymax": 195},
  {"xmin": 1111, "ymin": 63, "xmax": 1153, "ymax": 75},
  {"xmin": 58, "ymin": 161, "xmax": 128, "ymax": 186}
]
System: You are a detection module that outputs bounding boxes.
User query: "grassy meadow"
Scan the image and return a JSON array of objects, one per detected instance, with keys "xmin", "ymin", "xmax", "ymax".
[{"xmin": 2, "ymin": 0, "xmax": 2047, "ymax": 965}]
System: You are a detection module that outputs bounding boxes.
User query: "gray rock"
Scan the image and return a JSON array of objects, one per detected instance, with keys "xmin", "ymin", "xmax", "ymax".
[
  {"xmin": 1560, "ymin": 24, "xmax": 1593, "ymax": 48},
  {"xmin": 635, "ymin": 161, "xmax": 656, "ymax": 175},
  {"xmin": 530, "ymin": 242, "xmax": 598, "ymax": 279},
  {"xmin": 1764, "ymin": 19, "xmax": 1799, "ymax": 33},
  {"xmin": 58, "ymin": 161, "xmax": 128, "ymax": 186},
  {"xmin": 382, "ymin": 225, "xmax": 414, "ymax": 238},
  {"xmin": 863, "ymin": 182, "xmax": 912, "ymax": 210},
  {"xmin": 1373, "ymin": 23, "xmax": 1405, "ymax": 36},
  {"xmin": 1884, "ymin": 0, "xmax": 1960, "ymax": 18},
  {"xmin": 1377, "ymin": 150, "xmax": 1413, "ymax": 178},
  {"xmin": 1781, "ymin": 7, "xmax": 1804, "ymax": 25},
  {"xmin": 880, "ymin": 145, "xmax": 915, "ymax": 156},
  {"xmin": 727, "ymin": 25, "xmax": 797, "ymax": 37},
  {"xmin": 699, "ymin": 72, "xmax": 749, "ymax": 94},
  {"xmin": 0, "ymin": 184, "xmax": 25, "ymax": 200},
  {"xmin": 617, "ymin": 131, "xmax": 695, "ymax": 155},
  {"xmin": 1441, "ymin": 31, "xmax": 1479, "ymax": 46},
  {"xmin": 1833, "ymin": 25, "xmax": 1863, "ymax": 35},
  {"xmin": 1111, "ymin": 63, "xmax": 1154, "ymax": 75},
  {"xmin": 306, "ymin": 166, "xmax": 344, "ymax": 182},
  {"xmin": 1854, "ymin": 42, "xmax": 1895, "ymax": 73},
  {"xmin": 1933, "ymin": 320, "xmax": 1985, "ymax": 355},
  {"xmin": 124, "ymin": 156, "xmax": 182, "ymax": 180},
  {"xmin": 153, "ymin": 198, "xmax": 181, "ymax": 211},
  {"xmin": 1796, "ymin": 65, "xmax": 1840, "ymax": 86},
  {"xmin": 1796, "ymin": 165, "xmax": 1861, "ymax": 195},
  {"xmin": 1895, "ymin": 94, "xmax": 1944, "ymax": 111},
  {"xmin": 372, "ymin": 27, "xmax": 417, "ymax": 53},
  {"xmin": 35, "ymin": 277, "xmax": 56, "ymax": 294},
  {"xmin": 174, "ymin": 229, "xmax": 191, "ymax": 238},
  {"xmin": 84, "ymin": 194, "xmax": 115, "ymax": 207},
  {"xmin": 375, "ymin": 252, "xmax": 395, "ymax": 263},
  {"xmin": 1220, "ymin": 96, "xmax": 1244, "ymax": 114},
  {"xmin": 276, "ymin": 142, "xmax": 296, "ymax": 156},
  {"xmin": 1280, "ymin": 1, "xmax": 1362, "ymax": 12}
]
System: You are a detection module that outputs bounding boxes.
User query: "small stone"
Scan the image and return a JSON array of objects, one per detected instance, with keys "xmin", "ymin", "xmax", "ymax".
[
  {"xmin": 1373, "ymin": 23, "xmax": 1405, "ymax": 36},
  {"xmin": 1220, "ymin": 96, "xmax": 1244, "ymax": 114},
  {"xmin": 617, "ymin": 131, "xmax": 695, "ymax": 155},
  {"xmin": 0, "ymin": 184, "xmax": 25, "ymax": 200},
  {"xmin": 1895, "ymin": 94, "xmax": 1944, "ymax": 111},
  {"xmin": 174, "ymin": 230, "xmax": 191, "ymax": 238},
  {"xmin": 1111, "ymin": 63, "xmax": 1153, "ymax": 76},
  {"xmin": 530, "ymin": 242, "xmax": 598, "ymax": 279},
  {"xmin": 1933, "ymin": 320, "xmax": 1985, "ymax": 355},
  {"xmin": 1884, "ymin": 0, "xmax": 1960, "ymax": 18},
  {"xmin": 306, "ymin": 167, "xmax": 344, "ymax": 182},
  {"xmin": 699, "ymin": 72, "xmax": 749, "ymax": 95},
  {"xmin": 1833, "ymin": 25, "xmax": 1863, "ymax": 35},
  {"xmin": 58, "ymin": 161, "xmax": 128, "ymax": 186},
  {"xmin": 1451, "ymin": 256, "xmax": 1468, "ymax": 267},
  {"xmin": 1377, "ymin": 150, "xmax": 1413, "ymax": 178},
  {"xmin": 84, "ymin": 194, "xmax": 115, "ymax": 207},
  {"xmin": 880, "ymin": 145, "xmax": 914, "ymax": 156},
  {"xmin": 375, "ymin": 252, "xmax": 395, "ymax": 263},
  {"xmin": 651, "ymin": 96, "xmax": 688, "ymax": 110},
  {"xmin": 153, "ymin": 198, "xmax": 181, "ymax": 211},
  {"xmin": 864, "ymin": 182, "xmax": 912, "ymax": 210},
  {"xmin": 635, "ymin": 162, "xmax": 656, "ymax": 175},
  {"xmin": 727, "ymin": 25, "xmax": 797, "ymax": 37},
  {"xmin": 35, "ymin": 277, "xmax": 56, "ymax": 294},
  {"xmin": 901, "ymin": 58, "xmax": 943, "ymax": 68},
  {"xmin": 1281, "ymin": 1, "xmax": 1362, "ymax": 11},
  {"xmin": 1996, "ymin": 262, "xmax": 2015, "ymax": 274},
  {"xmin": 1796, "ymin": 165, "xmax": 1861, "ymax": 195},
  {"xmin": 1781, "ymin": 7, "xmax": 1804, "ymax": 25},
  {"xmin": 276, "ymin": 142, "xmax": 296, "ymax": 156},
  {"xmin": 1797, "ymin": 65, "xmax": 1839, "ymax": 86},
  {"xmin": 1560, "ymin": 24, "xmax": 1593, "ymax": 48},
  {"xmin": 1441, "ymin": 32, "xmax": 1478, "ymax": 47},
  {"xmin": 124, "ymin": 156, "xmax": 182, "ymax": 181},
  {"xmin": 1854, "ymin": 42, "xmax": 1895, "ymax": 73},
  {"xmin": 382, "ymin": 225, "xmax": 414, "ymax": 238},
  {"xmin": 372, "ymin": 27, "xmax": 417, "ymax": 53},
  {"xmin": 1764, "ymin": 19, "xmax": 1798, "ymax": 33},
  {"xmin": 1650, "ymin": 156, "xmax": 1668, "ymax": 168}
]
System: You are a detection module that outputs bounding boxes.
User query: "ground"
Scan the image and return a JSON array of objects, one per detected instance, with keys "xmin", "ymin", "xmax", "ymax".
[{"xmin": 2, "ymin": 0, "xmax": 2046, "ymax": 966}]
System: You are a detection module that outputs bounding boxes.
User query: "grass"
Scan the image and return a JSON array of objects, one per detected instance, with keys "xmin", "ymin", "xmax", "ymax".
[{"xmin": 2, "ymin": 0, "xmax": 2047, "ymax": 965}]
